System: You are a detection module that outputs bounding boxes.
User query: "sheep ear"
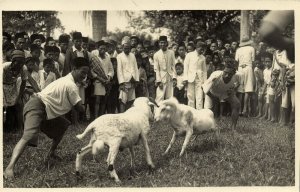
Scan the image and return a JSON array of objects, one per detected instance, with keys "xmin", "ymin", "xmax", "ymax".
[{"xmin": 148, "ymin": 97, "xmax": 159, "ymax": 107}]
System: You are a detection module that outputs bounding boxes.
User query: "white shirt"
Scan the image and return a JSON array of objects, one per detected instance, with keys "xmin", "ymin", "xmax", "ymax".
[
  {"xmin": 37, "ymin": 73, "xmax": 81, "ymax": 120},
  {"xmin": 235, "ymin": 46, "xmax": 255, "ymax": 67},
  {"xmin": 72, "ymin": 46, "xmax": 84, "ymax": 57},
  {"xmin": 117, "ymin": 52, "xmax": 139, "ymax": 84},
  {"xmin": 263, "ymin": 67, "xmax": 272, "ymax": 85},
  {"xmin": 183, "ymin": 50, "xmax": 207, "ymax": 83},
  {"xmin": 176, "ymin": 73, "xmax": 185, "ymax": 90}
]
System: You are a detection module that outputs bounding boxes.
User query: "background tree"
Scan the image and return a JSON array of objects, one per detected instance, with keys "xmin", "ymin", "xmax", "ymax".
[{"xmin": 2, "ymin": 11, "xmax": 64, "ymax": 37}]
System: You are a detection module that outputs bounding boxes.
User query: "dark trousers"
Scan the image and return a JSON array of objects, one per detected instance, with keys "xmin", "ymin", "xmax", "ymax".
[{"xmin": 174, "ymin": 87, "xmax": 187, "ymax": 105}]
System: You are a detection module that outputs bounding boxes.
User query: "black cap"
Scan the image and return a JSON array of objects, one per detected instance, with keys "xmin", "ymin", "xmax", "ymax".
[
  {"xmin": 82, "ymin": 37, "xmax": 89, "ymax": 43},
  {"xmin": 159, "ymin": 36, "xmax": 167, "ymax": 42},
  {"xmin": 46, "ymin": 37, "xmax": 55, "ymax": 44},
  {"xmin": 30, "ymin": 34, "xmax": 41, "ymax": 43},
  {"xmin": 73, "ymin": 57, "xmax": 89, "ymax": 69},
  {"xmin": 58, "ymin": 34, "xmax": 70, "ymax": 44},
  {"xmin": 73, "ymin": 32, "xmax": 82, "ymax": 40},
  {"xmin": 97, "ymin": 40, "xmax": 107, "ymax": 47},
  {"xmin": 39, "ymin": 34, "xmax": 46, "ymax": 43}
]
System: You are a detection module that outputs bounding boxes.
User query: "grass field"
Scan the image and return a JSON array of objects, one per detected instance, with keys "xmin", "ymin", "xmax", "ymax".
[{"xmin": 3, "ymin": 116, "xmax": 295, "ymax": 187}]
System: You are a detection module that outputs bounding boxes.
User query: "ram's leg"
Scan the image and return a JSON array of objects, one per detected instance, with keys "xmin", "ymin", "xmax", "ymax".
[
  {"xmin": 129, "ymin": 147, "xmax": 136, "ymax": 176},
  {"xmin": 179, "ymin": 130, "xmax": 193, "ymax": 157},
  {"xmin": 163, "ymin": 131, "xmax": 177, "ymax": 155},
  {"xmin": 107, "ymin": 140, "xmax": 121, "ymax": 183},
  {"xmin": 75, "ymin": 144, "xmax": 92, "ymax": 176},
  {"xmin": 140, "ymin": 133, "xmax": 155, "ymax": 171}
]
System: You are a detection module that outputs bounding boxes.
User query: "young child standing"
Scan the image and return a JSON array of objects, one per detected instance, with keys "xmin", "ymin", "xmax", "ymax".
[
  {"xmin": 174, "ymin": 62, "xmax": 187, "ymax": 104},
  {"xmin": 39, "ymin": 58, "xmax": 57, "ymax": 89},
  {"xmin": 135, "ymin": 54, "xmax": 149, "ymax": 97},
  {"xmin": 254, "ymin": 58, "xmax": 265, "ymax": 118},
  {"xmin": 261, "ymin": 56, "xmax": 273, "ymax": 120}
]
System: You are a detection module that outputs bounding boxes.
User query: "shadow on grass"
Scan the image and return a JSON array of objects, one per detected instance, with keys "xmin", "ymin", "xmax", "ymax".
[
  {"xmin": 237, "ymin": 126, "xmax": 259, "ymax": 135},
  {"xmin": 190, "ymin": 139, "xmax": 223, "ymax": 153}
]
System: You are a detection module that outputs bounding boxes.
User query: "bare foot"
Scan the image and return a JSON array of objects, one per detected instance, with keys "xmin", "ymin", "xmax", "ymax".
[{"xmin": 4, "ymin": 168, "xmax": 14, "ymax": 180}]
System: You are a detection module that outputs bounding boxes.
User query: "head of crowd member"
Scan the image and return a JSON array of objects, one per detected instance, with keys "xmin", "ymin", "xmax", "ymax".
[
  {"xmin": 224, "ymin": 42, "xmax": 231, "ymax": 51},
  {"xmin": 210, "ymin": 42, "xmax": 217, "ymax": 52},
  {"xmin": 131, "ymin": 47, "xmax": 137, "ymax": 54},
  {"xmin": 130, "ymin": 35, "xmax": 139, "ymax": 48},
  {"xmin": 97, "ymin": 40, "xmax": 107, "ymax": 58},
  {"xmin": 116, "ymin": 44, "xmax": 123, "ymax": 54},
  {"xmin": 30, "ymin": 44, "xmax": 41, "ymax": 59},
  {"xmin": 205, "ymin": 38, "xmax": 212, "ymax": 47},
  {"xmin": 82, "ymin": 37, "xmax": 89, "ymax": 50},
  {"xmin": 136, "ymin": 43, "xmax": 144, "ymax": 55},
  {"xmin": 107, "ymin": 39, "xmax": 116, "ymax": 55},
  {"xmin": 53, "ymin": 46, "xmax": 60, "ymax": 62},
  {"xmin": 159, "ymin": 36, "xmax": 168, "ymax": 51},
  {"xmin": 195, "ymin": 41, "xmax": 206, "ymax": 55},
  {"xmin": 187, "ymin": 42, "xmax": 195, "ymax": 53},
  {"xmin": 148, "ymin": 46, "xmax": 155, "ymax": 58},
  {"xmin": 88, "ymin": 41, "xmax": 97, "ymax": 52},
  {"xmin": 175, "ymin": 62, "xmax": 184, "ymax": 76},
  {"xmin": 220, "ymin": 48, "xmax": 226, "ymax": 58},
  {"xmin": 72, "ymin": 57, "xmax": 90, "ymax": 84},
  {"xmin": 177, "ymin": 42, "xmax": 186, "ymax": 58},
  {"xmin": 171, "ymin": 42, "xmax": 178, "ymax": 53},
  {"xmin": 39, "ymin": 34, "xmax": 46, "ymax": 44},
  {"xmin": 223, "ymin": 51, "xmax": 233, "ymax": 64},
  {"xmin": 3, "ymin": 43, "xmax": 15, "ymax": 62},
  {"xmin": 30, "ymin": 34, "xmax": 42, "ymax": 47},
  {"xmin": 205, "ymin": 54, "xmax": 213, "ymax": 65},
  {"xmin": 259, "ymin": 42, "xmax": 267, "ymax": 53},
  {"xmin": 140, "ymin": 48, "xmax": 148, "ymax": 59},
  {"xmin": 231, "ymin": 41, "xmax": 238, "ymax": 50},
  {"xmin": 212, "ymin": 53, "xmax": 221, "ymax": 64},
  {"xmin": 143, "ymin": 40, "xmax": 151, "ymax": 51},
  {"xmin": 43, "ymin": 58, "xmax": 55, "ymax": 74},
  {"xmin": 19, "ymin": 31, "xmax": 30, "ymax": 50},
  {"xmin": 58, "ymin": 34, "xmax": 70, "ymax": 54},
  {"xmin": 46, "ymin": 37, "xmax": 56, "ymax": 46},
  {"xmin": 14, "ymin": 32, "xmax": 26, "ymax": 50},
  {"xmin": 217, "ymin": 39, "xmax": 223, "ymax": 50},
  {"xmin": 222, "ymin": 60, "xmax": 236, "ymax": 84},
  {"xmin": 264, "ymin": 55, "xmax": 273, "ymax": 69},
  {"xmin": 3, "ymin": 32, "xmax": 12, "ymax": 46},
  {"xmin": 44, "ymin": 46, "xmax": 56, "ymax": 60},
  {"xmin": 25, "ymin": 57, "xmax": 39, "ymax": 73},
  {"xmin": 72, "ymin": 32, "xmax": 83, "ymax": 50},
  {"xmin": 123, "ymin": 42, "xmax": 131, "ymax": 55},
  {"xmin": 10, "ymin": 50, "xmax": 26, "ymax": 77}
]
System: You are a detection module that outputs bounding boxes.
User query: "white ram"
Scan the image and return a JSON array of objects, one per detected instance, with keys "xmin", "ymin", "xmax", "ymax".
[
  {"xmin": 75, "ymin": 97, "xmax": 158, "ymax": 183},
  {"xmin": 155, "ymin": 97, "xmax": 219, "ymax": 157}
]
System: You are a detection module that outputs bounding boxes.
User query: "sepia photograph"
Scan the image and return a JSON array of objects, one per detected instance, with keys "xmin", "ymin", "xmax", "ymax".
[{"xmin": 1, "ymin": 2, "xmax": 296, "ymax": 189}]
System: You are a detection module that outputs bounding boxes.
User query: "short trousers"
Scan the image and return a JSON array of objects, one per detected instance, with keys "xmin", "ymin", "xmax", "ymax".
[{"xmin": 23, "ymin": 96, "xmax": 71, "ymax": 147}]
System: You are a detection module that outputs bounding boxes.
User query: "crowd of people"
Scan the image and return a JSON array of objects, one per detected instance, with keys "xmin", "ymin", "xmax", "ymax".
[{"xmin": 3, "ymin": 30, "xmax": 295, "ymax": 133}]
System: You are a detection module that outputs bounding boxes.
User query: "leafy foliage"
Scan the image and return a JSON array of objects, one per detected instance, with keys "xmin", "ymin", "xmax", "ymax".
[{"xmin": 2, "ymin": 11, "xmax": 64, "ymax": 37}]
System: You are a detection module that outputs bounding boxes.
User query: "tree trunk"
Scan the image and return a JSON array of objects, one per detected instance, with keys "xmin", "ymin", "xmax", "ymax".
[
  {"xmin": 92, "ymin": 11, "xmax": 107, "ymax": 41},
  {"xmin": 240, "ymin": 10, "xmax": 250, "ymax": 41}
]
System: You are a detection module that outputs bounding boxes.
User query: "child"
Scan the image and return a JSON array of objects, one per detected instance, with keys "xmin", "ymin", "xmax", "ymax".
[
  {"xmin": 261, "ymin": 56, "xmax": 273, "ymax": 120},
  {"xmin": 39, "ymin": 58, "xmax": 56, "ymax": 89},
  {"xmin": 254, "ymin": 58, "xmax": 265, "ymax": 118},
  {"xmin": 174, "ymin": 63, "xmax": 187, "ymax": 104}
]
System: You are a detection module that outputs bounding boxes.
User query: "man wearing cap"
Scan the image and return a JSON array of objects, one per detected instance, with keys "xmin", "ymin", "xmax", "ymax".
[
  {"xmin": 154, "ymin": 35, "xmax": 177, "ymax": 104},
  {"xmin": 235, "ymin": 37, "xmax": 255, "ymax": 117},
  {"xmin": 3, "ymin": 50, "xmax": 28, "ymax": 132},
  {"xmin": 202, "ymin": 60, "xmax": 240, "ymax": 130},
  {"xmin": 4, "ymin": 57, "xmax": 89, "ymax": 179},
  {"xmin": 117, "ymin": 38, "xmax": 139, "ymax": 112},
  {"xmin": 183, "ymin": 41, "xmax": 207, "ymax": 110},
  {"xmin": 90, "ymin": 40, "xmax": 114, "ymax": 117}
]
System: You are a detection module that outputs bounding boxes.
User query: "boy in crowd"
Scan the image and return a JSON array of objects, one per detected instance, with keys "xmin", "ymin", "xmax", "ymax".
[
  {"xmin": 254, "ymin": 58, "xmax": 265, "ymax": 118},
  {"xmin": 46, "ymin": 37, "xmax": 56, "ymax": 46},
  {"xmin": 261, "ymin": 56, "xmax": 273, "ymax": 120},
  {"xmin": 39, "ymin": 58, "xmax": 57, "ymax": 89},
  {"xmin": 174, "ymin": 63, "xmax": 187, "ymax": 104},
  {"xmin": 175, "ymin": 42, "xmax": 186, "ymax": 64}
]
